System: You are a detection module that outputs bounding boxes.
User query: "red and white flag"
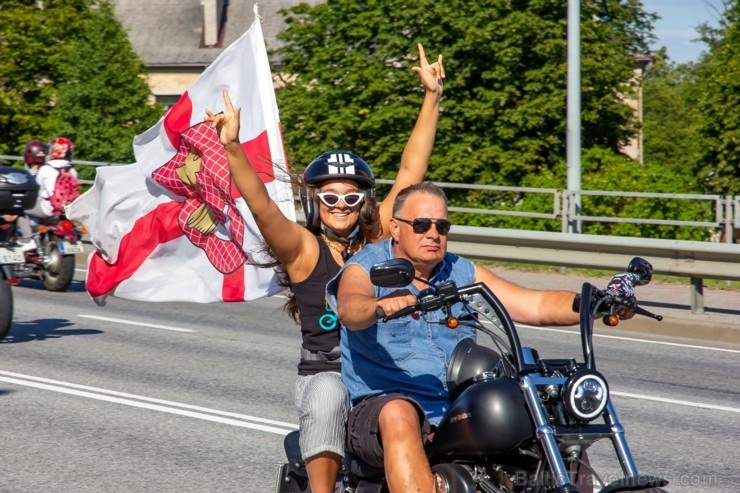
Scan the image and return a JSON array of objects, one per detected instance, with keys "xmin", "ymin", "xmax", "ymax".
[{"xmin": 68, "ymin": 14, "xmax": 294, "ymax": 305}]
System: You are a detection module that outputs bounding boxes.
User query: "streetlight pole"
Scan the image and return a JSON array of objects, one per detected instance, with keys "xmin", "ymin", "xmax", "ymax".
[{"xmin": 566, "ymin": 0, "xmax": 582, "ymax": 234}]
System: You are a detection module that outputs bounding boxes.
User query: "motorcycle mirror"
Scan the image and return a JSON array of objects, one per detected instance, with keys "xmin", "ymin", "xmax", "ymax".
[
  {"xmin": 627, "ymin": 257, "xmax": 653, "ymax": 286},
  {"xmin": 369, "ymin": 258, "xmax": 415, "ymax": 288}
]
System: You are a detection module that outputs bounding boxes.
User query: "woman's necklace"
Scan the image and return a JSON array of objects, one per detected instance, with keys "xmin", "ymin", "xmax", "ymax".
[{"xmin": 321, "ymin": 234, "xmax": 359, "ymax": 261}]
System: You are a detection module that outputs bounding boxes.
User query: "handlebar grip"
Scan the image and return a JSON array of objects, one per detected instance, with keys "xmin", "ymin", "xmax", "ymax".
[
  {"xmin": 382, "ymin": 304, "xmax": 418, "ymax": 323},
  {"xmin": 374, "ymin": 306, "xmax": 386, "ymax": 320}
]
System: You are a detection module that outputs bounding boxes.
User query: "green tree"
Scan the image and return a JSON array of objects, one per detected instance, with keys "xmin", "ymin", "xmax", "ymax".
[
  {"xmin": 274, "ymin": 0, "xmax": 655, "ymax": 191},
  {"xmin": 49, "ymin": 1, "xmax": 163, "ymax": 179},
  {"xmin": 694, "ymin": 0, "xmax": 740, "ymax": 195},
  {"xmin": 641, "ymin": 50, "xmax": 704, "ymax": 179},
  {"xmin": 457, "ymin": 146, "xmax": 711, "ymax": 240},
  {"xmin": 0, "ymin": 0, "xmax": 161, "ymax": 177},
  {"xmin": 0, "ymin": 0, "xmax": 67, "ymax": 152}
]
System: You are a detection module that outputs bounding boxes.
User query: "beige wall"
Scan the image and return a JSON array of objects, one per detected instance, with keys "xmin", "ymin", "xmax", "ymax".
[
  {"xmin": 621, "ymin": 56, "xmax": 653, "ymax": 164},
  {"xmin": 621, "ymin": 67, "xmax": 645, "ymax": 163},
  {"xmin": 147, "ymin": 71, "xmax": 203, "ymax": 99}
]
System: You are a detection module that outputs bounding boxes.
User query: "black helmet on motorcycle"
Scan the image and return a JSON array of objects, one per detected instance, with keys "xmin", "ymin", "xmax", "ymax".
[
  {"xmin": 47, "ymin": 137, "xmax": 75, "ymax": 161},
  {"xmin": 299, "ymin": 150, "xmax": 375, "ymax": 232},
  {"xmin": 447, "ymin": 338, "xmax": 504, "ymax": 400},
  {"xmin": 23, "ymin": 140, "xmax": 47, "ymax": 168}
]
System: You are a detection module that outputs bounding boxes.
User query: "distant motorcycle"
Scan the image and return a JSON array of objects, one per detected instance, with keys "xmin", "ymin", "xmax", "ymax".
[
  {"xmin": 276, "ymin": 257, "xmax": 670, "ymax": 493},
  {"xmin": 0, "ymin": 164, "xmax": 82, "ymax": 293},
  {"xmin": 2, "ymin": 214, "xmax": 84, "ymax": 292},
  {"xmin": 0, "ymin": 164, "xmax": 40, "ymax": 339},
  {"xmin": 0, "ymin": 243, "xmax": 25, "ymax": 339}
]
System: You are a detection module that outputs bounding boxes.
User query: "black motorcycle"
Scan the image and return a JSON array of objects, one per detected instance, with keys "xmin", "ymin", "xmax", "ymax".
[
  {"xmin": 0, "ymin": 164, "xmax": 40, "ymax": 339},
  {"xmin": 277, "ymin": 257, "xmax": 669, "ymax": 493},
  {"xmin": 0, "ymin": 242, "xmax": 25, "ymax": 339}
]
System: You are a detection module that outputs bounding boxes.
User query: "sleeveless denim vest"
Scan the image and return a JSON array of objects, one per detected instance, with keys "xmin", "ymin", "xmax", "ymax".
[{"xmin": 326, "ymin": 240, "xmax": 477, "ymax": 425}]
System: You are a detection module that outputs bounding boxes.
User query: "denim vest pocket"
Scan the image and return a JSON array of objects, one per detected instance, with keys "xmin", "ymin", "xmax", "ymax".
[{"xmin": 374, "ymin": 317, "xmax": 415, "ymax": 365}]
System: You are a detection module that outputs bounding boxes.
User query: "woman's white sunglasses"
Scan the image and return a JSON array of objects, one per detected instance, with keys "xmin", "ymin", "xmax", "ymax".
[{"xmin": 317, "ymin": 192, "xmax": 365, "ymax": 207}]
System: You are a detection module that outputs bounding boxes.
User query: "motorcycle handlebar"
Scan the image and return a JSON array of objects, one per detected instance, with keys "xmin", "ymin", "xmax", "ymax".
[
  {"xmin": 380, "ymin": 275, "xmax": 663, "ymax": 325},
  {"xmin": 593, "ymin": 277, "xmax": 663, "ymax": 323},
  {"xmin": 381, "ymin": 303, "xmax": 419, "ymax": 323}
]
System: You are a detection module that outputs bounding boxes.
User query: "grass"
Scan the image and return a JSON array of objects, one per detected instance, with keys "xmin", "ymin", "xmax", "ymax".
[{"xmin": 477, "ymin": 260, "xmax": 740, "ymax": 291}]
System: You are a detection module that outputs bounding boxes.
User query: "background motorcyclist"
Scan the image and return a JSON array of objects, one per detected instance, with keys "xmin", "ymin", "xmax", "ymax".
[
  {"xmin": 25, "ymin": 136, "xmax": 79, "ymax": 220},
  {"xmin": 326, "ymin": 182, "xmax": 632, "ymax": 492},
  {"xmin": 10, "ymin": 140, "xmax": 49, "ymax": 251}
]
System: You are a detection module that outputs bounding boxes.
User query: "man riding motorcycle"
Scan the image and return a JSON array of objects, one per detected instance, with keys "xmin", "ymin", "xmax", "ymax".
[{"xmin": 326, "ymin": 182, "xmax": 634, "ymax": 493}]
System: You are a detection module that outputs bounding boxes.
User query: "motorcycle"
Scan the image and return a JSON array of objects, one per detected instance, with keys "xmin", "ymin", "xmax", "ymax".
[
  {"xmin": 276, "ymin": 257, "xmax": 669, "ymax": 493},
  {"xmin": 0, "ymin": 214, "xmax": 83, "ymax": 292},
  {"xmin": 0, "ymin": 241, "xmax": 26, "ymax": 339},
  {"xmin": 0, "ymin": 164, "xmax": 40, "ymax": 339}
]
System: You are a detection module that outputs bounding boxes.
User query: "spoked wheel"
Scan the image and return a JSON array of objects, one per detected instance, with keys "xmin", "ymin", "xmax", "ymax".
[
  {"xmin": 0, "ymin": 276, "xmax": 13, "ymax": 340},
  {"xmin": 41, "ymin": 241, "xmax": 76, "ymax": 291}
]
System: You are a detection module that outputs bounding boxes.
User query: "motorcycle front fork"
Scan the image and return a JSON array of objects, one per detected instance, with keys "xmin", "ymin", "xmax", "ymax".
[{"xmin": 520, "ymin": 375, "xmax": 641, "ymax": 492}]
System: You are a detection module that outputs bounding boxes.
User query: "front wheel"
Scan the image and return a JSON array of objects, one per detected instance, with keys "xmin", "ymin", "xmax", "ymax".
[
  {"xmin": 41, "ymin": 241, "xmax": 76, "ymax": 291},
  {"xmin": 0, "ymin": 276, "xmax": 13, "ymax": 340}
]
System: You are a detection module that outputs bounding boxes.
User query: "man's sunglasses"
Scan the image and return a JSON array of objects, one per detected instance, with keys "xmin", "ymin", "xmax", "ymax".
[
  {"xmin": 394, "ymin": 217, "xmax": 452, "ymax": 235},
  {"xmin": 317, "ymin": 192, "xmax": 365, "ymax": 208}
]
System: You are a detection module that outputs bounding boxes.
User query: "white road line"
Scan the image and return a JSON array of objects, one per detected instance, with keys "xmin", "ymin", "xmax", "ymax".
[
  {"xmin": 518, "ymin": 324, "xmax": 740, "ymax": 353},
  {"xmin": 0, "ymin": 370, "xmax": 298, "ymax": 435},
  {"xmin": 612, "ymin": 391, "xmax": 740, "ymax": 413},
  {"xmin": 78, "ymin": 314, "xmax": 194, "ymax": 333}
]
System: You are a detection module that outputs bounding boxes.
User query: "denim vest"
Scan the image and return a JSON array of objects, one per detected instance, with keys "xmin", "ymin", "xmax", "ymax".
[{"xmin": 326, "ymin": 240, "xmax": 477, "ymax": 425}]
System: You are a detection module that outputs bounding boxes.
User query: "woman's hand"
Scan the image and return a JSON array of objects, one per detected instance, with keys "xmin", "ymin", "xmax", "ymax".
[
  {"xmin": 205, "ymin": 89, "xmax": 241, "ymax": 147},
  {"xmin": 412, "ymin": 43, "xmax": 445, "ymax": 99}
]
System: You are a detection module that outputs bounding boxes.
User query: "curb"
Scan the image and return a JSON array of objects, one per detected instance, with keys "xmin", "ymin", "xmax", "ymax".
[{"xmin": 601, "ymin": 316, "xmax": 740, "ymax": 346}]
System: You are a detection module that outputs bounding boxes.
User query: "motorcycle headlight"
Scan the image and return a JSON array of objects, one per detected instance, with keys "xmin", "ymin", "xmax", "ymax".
[{"xmin": 562, "ymin": 369, "xmax": 609, "ymax": 422}]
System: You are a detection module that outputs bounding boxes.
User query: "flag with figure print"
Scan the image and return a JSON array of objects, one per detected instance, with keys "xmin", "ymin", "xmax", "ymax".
[{"xmin": 67, "ymin": 14, "xmax": 294, "ymax": 305}]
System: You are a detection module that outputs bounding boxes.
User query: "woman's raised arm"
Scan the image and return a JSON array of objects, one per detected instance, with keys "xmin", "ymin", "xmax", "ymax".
[{"xmin": 377, "ymin": 43, "xmax": 445, "ymax": 238}]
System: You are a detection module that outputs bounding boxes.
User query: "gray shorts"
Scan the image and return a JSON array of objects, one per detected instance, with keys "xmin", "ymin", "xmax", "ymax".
[{"xmin": 295, "ymin": 372, "xmax": 350, "ymax": 461}]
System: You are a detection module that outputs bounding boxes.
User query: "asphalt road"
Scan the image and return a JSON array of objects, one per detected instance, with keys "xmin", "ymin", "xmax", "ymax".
[{"xmin": 0, "ymin": 261, "xmax": 737, "ymax": 492}]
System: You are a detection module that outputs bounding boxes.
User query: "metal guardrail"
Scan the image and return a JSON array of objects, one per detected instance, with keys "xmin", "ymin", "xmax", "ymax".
[
  {"xmin": 447, "ymin": 225, "xmax": 740, "ymax": 314},
  {"xmin": 375, "ymin": 179, "xmax": 738, "ymax": 243},
  {"xmin": 3, "ymin": 155, "xmax": 737, "ymax": 312},
  {"xmin": 449, "ymin": 225, "xmax": 740, "ymax": 279}
]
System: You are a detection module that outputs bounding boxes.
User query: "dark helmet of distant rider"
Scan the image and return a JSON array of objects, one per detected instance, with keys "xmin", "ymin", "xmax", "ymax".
[{"xmin": 23, "ymin": 140, "xmax": 48, "ymax": 176}]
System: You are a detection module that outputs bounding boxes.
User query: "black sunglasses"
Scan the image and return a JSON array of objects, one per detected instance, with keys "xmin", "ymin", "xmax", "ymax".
[{"xmin": 394, "ymin": 217, "xmax": 452, "ymax": 235}]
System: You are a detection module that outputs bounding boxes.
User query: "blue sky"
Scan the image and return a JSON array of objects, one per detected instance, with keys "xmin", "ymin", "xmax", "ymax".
[{"xmin": 642, "ymin": 0, "xmax": 724, "ymax": 63}]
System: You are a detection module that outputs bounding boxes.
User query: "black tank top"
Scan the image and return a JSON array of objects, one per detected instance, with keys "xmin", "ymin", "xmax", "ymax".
[{"xmin": 292, "ymin": 236, "xmax": 342, "ymax": 375}]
